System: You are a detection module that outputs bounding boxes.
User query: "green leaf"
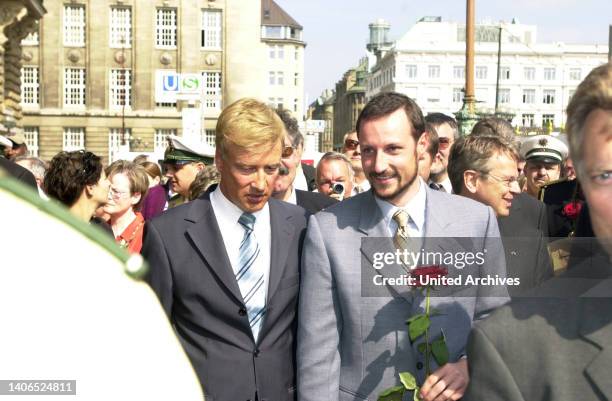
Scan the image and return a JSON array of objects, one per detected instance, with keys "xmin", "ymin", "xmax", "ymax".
[
  {"xmin": 406, "ymin": 313, "xmax": 426, "ymax": 324},
  {"xmin": 413, "ymin": 387, "xmax": 423, "ymax": 401},
  {"xmin": 417, "ymin": 342, "xmax": 427, "ymax": 354},
  {"xmin": 408, "ymin": 315, "xmax": 430, "ymax": 342},
  {"xmin": 399, "ymin": 372, "xmax": 417, "ymax": 390},
  {"xmin": 378, "ymin": 386, "xmax": 404, "ymax": 401},
  {"xmin": 431, "ymin": 334, "xmax": 449, "ymax": 366}
]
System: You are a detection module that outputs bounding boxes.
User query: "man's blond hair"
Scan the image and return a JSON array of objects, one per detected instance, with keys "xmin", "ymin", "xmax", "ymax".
[{"xmin": 215, "ymin": 98, "xmax": 285, "ymax": 158}]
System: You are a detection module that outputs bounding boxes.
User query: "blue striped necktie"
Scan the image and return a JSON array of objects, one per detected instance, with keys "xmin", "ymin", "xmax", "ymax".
[{"xmin": 236, "ymin": 212, "xmax": 266, "ymax": 340}]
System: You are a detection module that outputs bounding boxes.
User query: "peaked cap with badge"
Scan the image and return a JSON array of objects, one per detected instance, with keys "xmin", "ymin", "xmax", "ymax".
[
  {"xmin": 520, "ymin": 134, "xmax": 569, "ymax": 164},
  {"xmin": 161, "ymin": 135, "xmax": 215, "ymax": 165}
]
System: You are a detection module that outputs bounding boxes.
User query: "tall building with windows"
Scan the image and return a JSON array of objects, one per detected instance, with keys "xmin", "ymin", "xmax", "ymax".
[
  {"xmin": 366, "ymin": 17, "xmax": 608, "ymax": 129},
  {"xmin": 333, "ymin": 58, "xmax": 368, "ymax": 150},
  {"xmin": 261, "ymin": 0, "xmax": 305, "ymax": 118},
  {"xmin": 19, "ymin": 0, "xmax": 304, "ymax": 162}
]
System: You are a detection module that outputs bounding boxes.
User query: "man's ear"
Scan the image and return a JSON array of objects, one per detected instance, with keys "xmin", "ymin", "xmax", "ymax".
[
  {"xmin": 130, "ymin": 192, "xmax": 142, "ymax": 206},
  {"xmin": 463, "ymin": 170, "xmax": 479, "ymax": 194},
  {"xmin": 416, "ymin": 132, "xmax": 430, "ymax": 157}
]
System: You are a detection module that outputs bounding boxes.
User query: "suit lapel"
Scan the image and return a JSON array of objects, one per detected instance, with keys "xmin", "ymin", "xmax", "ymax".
[
  {"xmin": 184, "ymin": 194, "xmax": 244, "ymax": 305},
  {"xmin": 266, "ymin": 199, "xmax": 295, "ymax": 303},
  {"xmin": 579, "ymin": 295, "xmax": 612, "ymax": 399}
]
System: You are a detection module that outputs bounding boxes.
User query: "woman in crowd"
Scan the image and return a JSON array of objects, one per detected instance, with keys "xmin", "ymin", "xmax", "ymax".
[
  {"xmin": 43, "ymin": 151, "xmax": 111, "ymax": 231},
  {"xmin": 103, "ymin": 160, "xmax": 149, "ymax": 253},
  {"xmin": 138, "ymin": 160, "xmax": 168, "ymax": 221}
]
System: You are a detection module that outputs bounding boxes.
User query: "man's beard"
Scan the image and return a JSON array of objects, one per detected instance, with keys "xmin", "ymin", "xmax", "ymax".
[{"xmin": 369, "ymin": 159, "xmax": 418, "ymax": 201}]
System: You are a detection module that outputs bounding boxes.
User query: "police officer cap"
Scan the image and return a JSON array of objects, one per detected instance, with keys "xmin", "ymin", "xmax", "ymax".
[
  {"xmin": 0, "ymin": 134, "xmax": 11, "ymax": 148},
  {"xmin": 161, "ymin": 135, "xmax": 215, "ymax": 165},
  {"xmin": 520, "ymin": 134, "xmax": 568, "ymax": 164}
]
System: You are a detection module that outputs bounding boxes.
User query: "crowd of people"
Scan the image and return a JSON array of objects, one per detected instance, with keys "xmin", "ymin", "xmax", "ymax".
[{"xmin": 0, "ymin": 62, "xmax": 610, "ymax": 401}]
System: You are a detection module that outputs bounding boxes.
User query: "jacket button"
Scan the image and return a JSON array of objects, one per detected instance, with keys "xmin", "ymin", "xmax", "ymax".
[
  {"xmin": 239, "ymin": 308, "xmax": 247, "ymax": 316},
  {"xmin": 416, "ymin": 361, "xmax": 423, "ymax": 370},
  {"xmin": 253, "ymin": 349, "xmax": 260, "ymax": 357}
]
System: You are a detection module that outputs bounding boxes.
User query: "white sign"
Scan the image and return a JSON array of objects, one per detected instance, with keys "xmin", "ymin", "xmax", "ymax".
[
  {"xmin": 155, "ymin": 71, "xmax": 204, "ymax": 103},
  {"xmin": 305, "ymin": 120, "xmax": 326, "ymax": 133},
  {"xmin": 181, "ymin": 108, "xmax": 202, "ymax": 142}
]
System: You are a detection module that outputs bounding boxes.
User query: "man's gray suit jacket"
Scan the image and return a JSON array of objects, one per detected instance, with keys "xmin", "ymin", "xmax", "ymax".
[
  {"xmin": 142, "ymin": 192, "xmax": 307, "ymax": 401},
  {"xmin": 297, "ymin": 186, "xmax": 509, "ymax": 401}
]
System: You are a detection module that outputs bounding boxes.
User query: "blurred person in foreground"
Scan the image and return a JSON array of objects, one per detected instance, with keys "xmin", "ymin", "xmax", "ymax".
[
  {"xmin": 103, "ymin": 160, "xmax": 149, "ymax": 253},
  {"xmin": 273, "ymin": 108, "xmax": 337, "ymax": 214},
  {"xmin": 342, "ymin": 130, "xmax": 371, "ymax": 195},
  {"xmin": 464, "ymin": 62, "xmax": 612, "ymax": 401},
  {"xmin": 0, "ymin": 133, "xmax": 37, "ymax": 189},
  {"xmin": 3, "ymin": 132, "xmax": 28, "ymax": 160},
  {"xmin": 0, "ymin": 169, "xmax": 203, "ymax": 400},
  {"xmin": 315, "ymin": 151, "xmax": 354, "ymax": 201},
  {"xmin": 142, "ymin": 98, "xmax": 308, "ymax": 400},
  {"xmin": 43, "ymin": 151, "xmax": 111, "ymax": 231}
]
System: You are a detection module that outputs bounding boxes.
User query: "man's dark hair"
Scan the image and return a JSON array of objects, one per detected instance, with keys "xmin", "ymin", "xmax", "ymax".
[
  {"xmin": 44, "ymin": 151, "xmax": 103, "ymax": 207},
  {"xmin": 275, "ymin": 108, "xmax": 303, "ymax": 148},
  {"xmin": 424, "ymin": 123, "xmax": 439, "ymax": 158},
  {"xmin": 471, "ymin": 117, "xmax": 515, "ymax": 141},
  {"xmin": 425, "ymin": 112, "xmax": 459, "ymax": 139},
  {"xmin": 356, "ymin": 92, "xmax": 425, "ymax": 141}
]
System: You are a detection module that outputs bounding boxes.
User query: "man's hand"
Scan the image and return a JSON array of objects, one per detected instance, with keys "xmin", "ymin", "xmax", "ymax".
[{"xmin": 419, "ymin": 359, "xmax": 469, "ymax": 401}]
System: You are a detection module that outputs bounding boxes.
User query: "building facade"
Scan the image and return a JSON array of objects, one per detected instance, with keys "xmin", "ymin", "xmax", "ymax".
[
  {"xmin": 367, "ymin": 18, "xmax": 608, "ymax": 129},
  {"xmin": 1, "ymin": 0, "xmax": 45, "ymax": 138},
  {"xmin": 307, "ymin": 88, "xmax": 334, "ymax": 152},
  {"xmin": 333, "ymin": 57, "xmax": 367, "ymax": 150},
  {"xmin": 19, "ymin": 0, "xmax": 303, "ymax": 163}
]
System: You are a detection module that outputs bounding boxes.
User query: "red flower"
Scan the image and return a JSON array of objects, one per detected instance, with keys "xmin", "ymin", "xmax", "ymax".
[
  {"xmin": 411, "ymin": 265, "xmax": 448, "ymax": 287},
  {"xmin": 562, "ymin": 200, "xmax": 583, "ymax": 220}
]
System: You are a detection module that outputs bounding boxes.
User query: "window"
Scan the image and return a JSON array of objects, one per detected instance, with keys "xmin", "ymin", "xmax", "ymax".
[
  {"xmin": 110, "ymin": 7, "xmax": 131, "ymax": 47},
  {"xmin": 269, "ymin": 71, "xmax": 283, "ymax": 85},
  {"xmin": 453, "ymin": 66, "xmax": 465, "ymax": 80},
  {"xmin": 268, "ymin": 97, "xmax": 283, "ymax": 109},
  {"xmin": 63, "ymin": 5, "xmax": 85, "ymax": 47},
  {"xmin": 201, "ymin": 10, "xmax": 222, "ymax": 49},
  {"xmin": 21, "ymin": 67, "xmax": 39, "ymax": 107},
  {"xmin": 269, "ymin": 44, "xmax": 284, "ymax": 59},
  {"xmin": 522, "ymin": 114, "xmax": 535, "ymax": 127},
  {"xmin": 542, "ymin": 114, "xmax": 555, "ymax": 128},
  {"xmin": 498, "ymin": 88, "xmax": 510, "ymax": 104},
  {"xmin": 294, "ymin": 46, "xmax": 299, "ymax": 61},
  {"xmin": 203, "ymin": 130, "xmax": 216, "ymax": 147},
  {"xmin": 405, "ymin": 64, "xmax": 417, "ymax": 78},
  {"xmin": 110, "ymin": 69, "xmax": 132, "ymax": 108},
  {"xmin": 522, "ymin": 89, "xmax": 535, "ymax": 104},
  {"xmin": 568, "ymin": 89, "xmax": 576, "ymax": 101},
  {"xmin": 63, "ymin": 128, "xmax": 85, "ymax": 151},
  {"xmin": 475, "ymin": 66, "xmax": 487, "ymax": 79},
  {"xmin": 500, "ymin": 66, "xmax": 510, "ymax": 80},
  {"xmin": 452, "ymin": 88, "xmax": 464, "ymax": 103},
  {"xmin": 524, "ymin": 67, "xmax": 535, "ymax": 80},
  {"xmin": 156, "ymin": 8, "xmax": 177, "ymax": 48},
  {"xmin": 22, "ymin": 29, "xmax": 39, "ymax": 45},
  {"xmin": 569, "ymin": 68, "xmax": 581, "ymax": 81},
  {"xmin": 428, "ymin": 65, "xmax": 440, "ymax": 79},
  {"xmin": 543, "ymin": 89, "xmax": 556, "ymax": 104},
  {"xmin": 64, "ymin": 68, "xmax": 86, "ymax": 107},
  {"xmin": 263, "ymin": 26, "xmax": 282, "ymax": 39},
  {"xmin": 544, "ymin": 67, "xmax": 556, "ymax": 80},
  {"xmin": 426, "ymin": 87, "xmax": 440, "ymax": 103},
  {"xmin": 154, "ymin": 128, "xmax": 176, "ymax": 153},
  {"xmin": 108, "ymin": 128, "xmax": 131, "ymax": 162},
  {"xmin": 294, "ymin": 73, "xmax": 299, "ymax": 86},
  {"xmin": 202, "ymin": 71, "xmax": 222, "ymax": 110},
  {"xmin": 293, "ymin": 98, "xmax": 299, "ymax": 113},
  {"xmin": 23, "ymin": 127, "xmax": 39, "ymax": 157},
  {"xmin": 156, "ymin": 101, "xmax": 177, "ymax": 108},
  {"xmin": 476, "ymin": 87, "xmax": 488, "ymax": 103}
]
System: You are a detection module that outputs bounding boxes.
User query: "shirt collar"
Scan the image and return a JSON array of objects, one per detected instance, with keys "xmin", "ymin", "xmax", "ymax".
[{"xmin": 374, "ymin": 177, "xmax": 427, "ymax": 232}]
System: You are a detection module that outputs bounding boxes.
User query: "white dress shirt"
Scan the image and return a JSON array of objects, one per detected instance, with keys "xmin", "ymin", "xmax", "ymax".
[
  {"xmin": 210, "ymin": 186, "xmax": 272, "ymax": 298},
  {"xmin": 351, "ymin": 179, "xmax": 371, "ymax": 196},
  {"xmin": 294, "ymin": 165, "xmax": 309, "ymax": 191},
  {"xmin": 429, "ymin": 176, "xmax": 452, "ymax": 193},
  {"xmin": 375, "ymin": 177, "xmax": 427, "ymax": 238},
  {"xmin": 285, "ymin": 186, "xmax": 297, "ymax": 205}
]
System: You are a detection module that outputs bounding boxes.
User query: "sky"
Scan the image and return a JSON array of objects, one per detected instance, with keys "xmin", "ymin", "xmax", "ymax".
[{"xmin": 274, "ymin": 0, "xmax": 611, "ymax": 107}]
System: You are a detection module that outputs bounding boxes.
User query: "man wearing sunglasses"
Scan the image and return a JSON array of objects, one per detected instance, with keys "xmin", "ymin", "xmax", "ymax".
[
  {"xmin": 448, "ymin": 134, "xmax": 552, "ymax": 295},
  {"xmin": 160, "ymin": 135, "xmax": 214, "ymax": 207},
  {"xmin": 425, "ymin": 113, "xmax": 459, "ymax": 193},
  {"xmin": 342, "ymin": 131, "xmax": 370, "ymax": 195}
]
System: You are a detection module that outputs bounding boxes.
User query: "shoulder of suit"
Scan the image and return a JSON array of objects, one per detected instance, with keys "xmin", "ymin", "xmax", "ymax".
[
  {"xmin": 269, "ymin": 197, "xmax": 308, "ymax": 224},
  {"xmin": 296, "ymin": 189, "xmax": 337, "ymax": 207},
  {"xmin": 428, "ymin": 188, "xmax": 492, "ymax": 217}
]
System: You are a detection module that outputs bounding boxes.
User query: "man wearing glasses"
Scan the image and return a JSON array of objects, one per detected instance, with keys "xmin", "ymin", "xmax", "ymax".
[
  {"xmin": 342, "ymin": 131, "xmax": 370, "ymax": 195},
  {"xmin": 161, "ymin": 135, "xmax": 214, "ymax": 207},
  {"xmin": 448, "ymin": 134, "xmax": 553, "ymax": 294},
  {"xmin": 425, "ymin": 113, "xmax": 459, "ymax": 193}
]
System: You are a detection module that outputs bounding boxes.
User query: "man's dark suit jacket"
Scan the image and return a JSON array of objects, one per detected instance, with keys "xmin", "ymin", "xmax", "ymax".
[
  {"xmin": 0, "ymin": 157, "xmax": 37, "ymax": 189},
  {"xmin": 142, "ymin": 192, "xmax": 308, "ymax": 401},
  {"xmin": 295, "ymin": 189, "xmax": 336, "ymax": 215},
  {"xmin": 497, "ymin": 192, "xmax": 553, "ymax": 296}
]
